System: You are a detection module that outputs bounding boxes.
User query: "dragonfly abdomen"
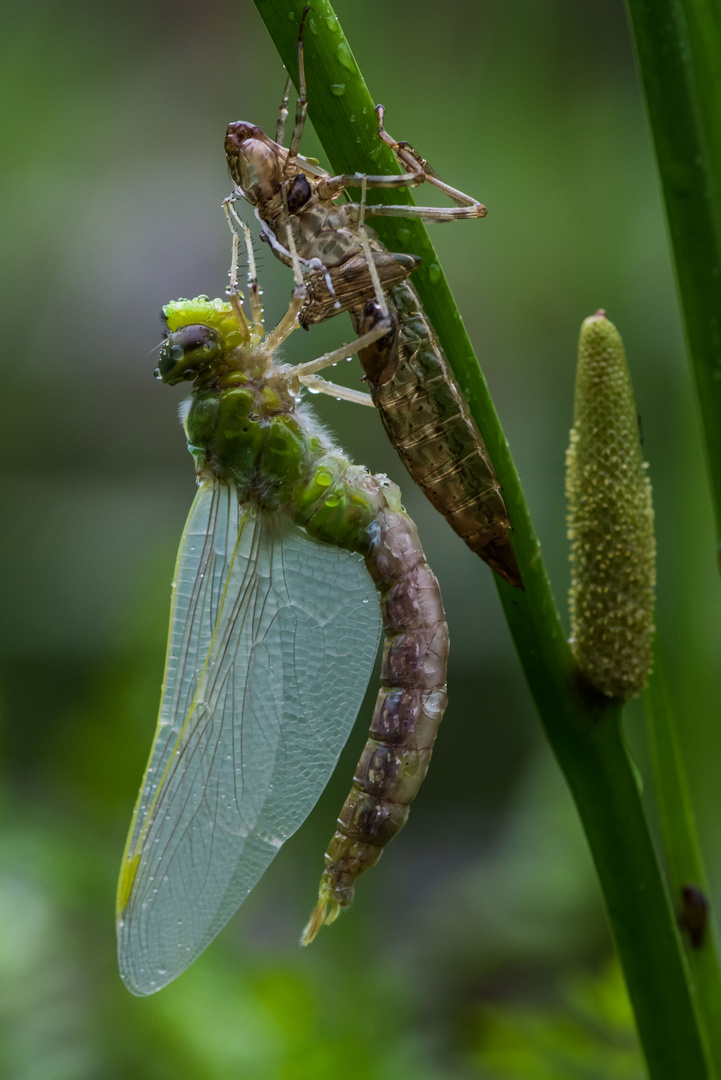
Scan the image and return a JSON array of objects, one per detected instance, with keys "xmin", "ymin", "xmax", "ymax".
[{"xmin": 302, "ymin": 496, "xmax": 448, "ymax": 942}]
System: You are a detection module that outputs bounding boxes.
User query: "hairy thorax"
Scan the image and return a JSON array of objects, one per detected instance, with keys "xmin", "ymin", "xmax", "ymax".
[{"xmin": 186, "ymin": 347, "xmax": 307, "ymax": 502}]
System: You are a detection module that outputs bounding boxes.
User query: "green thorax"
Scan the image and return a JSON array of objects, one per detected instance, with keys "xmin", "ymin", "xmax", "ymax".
[{"xmin": 159, "ymin": 297, "xmax": 380, "ymax": 552}]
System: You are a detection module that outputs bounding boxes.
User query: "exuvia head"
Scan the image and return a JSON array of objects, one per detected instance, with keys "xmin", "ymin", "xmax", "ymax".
[
  {"xmin": 225, "ymin": 122, "xmax": 284, "ymax": 204},
  {"xmin": 155, "ymin": 297, "xmax": 245, "ymax": 384}
]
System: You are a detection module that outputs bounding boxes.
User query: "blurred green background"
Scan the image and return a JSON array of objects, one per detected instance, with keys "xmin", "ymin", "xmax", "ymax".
[{"xmin": 2, "ymin": 0, "xmax": 719, "ymax": 1076}]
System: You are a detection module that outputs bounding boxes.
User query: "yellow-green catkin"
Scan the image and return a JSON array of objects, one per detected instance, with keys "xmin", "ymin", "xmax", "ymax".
[{"xmin": 566, "ymin": 311, "xmax": 655, "ymax": 700}]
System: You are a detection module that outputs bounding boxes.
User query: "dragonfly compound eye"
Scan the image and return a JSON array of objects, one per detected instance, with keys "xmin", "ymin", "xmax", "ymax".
[
  {"xmin": 286, "ymin": 174, "xmax": 312, "ymax": 213},
  {"xmin": 155, "ymin": 325, "xmax": 223, "ymax": 384}
]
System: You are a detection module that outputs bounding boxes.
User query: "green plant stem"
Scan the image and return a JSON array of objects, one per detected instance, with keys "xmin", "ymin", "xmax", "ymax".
[
  {"xmin": 645, "ymin": 655, "xmax": 721, "ymax": 1077},
  {"xmin": 625, "ymin": 0, "xmax": 721, "ymax": 562},
  {"xmin": 252, "ymin": 2, "xmax": 709, "ymax": 1074}
]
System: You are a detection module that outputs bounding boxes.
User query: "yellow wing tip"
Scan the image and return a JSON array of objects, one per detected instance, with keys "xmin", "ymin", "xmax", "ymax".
[
  {"xmin": 116, "ymin": 853, "xmax": 141, "ymax": 916},
  {"xmin": 300, "ymin": 895, "xmax": 341, "ymax": 946}
]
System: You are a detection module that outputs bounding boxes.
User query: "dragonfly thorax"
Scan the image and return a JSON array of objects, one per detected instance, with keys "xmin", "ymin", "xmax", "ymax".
[
  {"xmin": 185, "ymin": 369, "xmax": 306, "ymax": 505},
  {"xmin": 290, "ymin": 202, "xmax": 363, "ymax": 269}
]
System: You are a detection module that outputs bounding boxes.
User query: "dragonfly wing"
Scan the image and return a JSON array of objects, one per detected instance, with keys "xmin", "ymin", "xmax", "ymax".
[{"xmin": 117, "ymin": 481, "xmax": 381, "ymax": 995}]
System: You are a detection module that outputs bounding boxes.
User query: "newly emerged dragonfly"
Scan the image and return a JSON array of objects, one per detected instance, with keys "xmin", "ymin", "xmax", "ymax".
[
  {"xmin": 116, "ymin": 228, "xmax": 449, "ymax": 995},
  {"xmin": 224, "ymin": 12, "xmax": 521, "ymax": 587}
]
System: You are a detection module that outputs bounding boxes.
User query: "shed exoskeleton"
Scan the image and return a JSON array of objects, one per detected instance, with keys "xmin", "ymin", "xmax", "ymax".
[{"xmin": 223, "ymin": 11, "xmax": 521, "ymax": 587}]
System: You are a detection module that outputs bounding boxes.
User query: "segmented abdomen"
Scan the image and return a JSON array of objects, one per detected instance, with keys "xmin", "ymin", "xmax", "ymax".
[
  {"xmin": 302, "ymin": 487, "xmax": 448, "ymax": 943},
  {"xmin": 354, "ymin": 282, "xmax": 522, "ymax": 588}
]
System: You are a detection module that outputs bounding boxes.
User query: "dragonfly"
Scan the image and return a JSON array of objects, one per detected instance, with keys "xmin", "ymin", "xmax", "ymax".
[
  {"xmin": 116, "ymin": 225, "xmax": 449, "ymax": 996},
  {"xmin": 223, "ymin": 11, "xmax": 522, "ymax": 588}
]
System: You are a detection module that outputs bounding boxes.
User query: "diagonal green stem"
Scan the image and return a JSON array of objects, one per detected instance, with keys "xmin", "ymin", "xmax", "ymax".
[
  {"xmin": 625, "ymin": 0, "xmax": 721, "ymax": 563},
  {"xmin": 252, "ymin": 2, "xmax": 709, "ymax": 1074}
]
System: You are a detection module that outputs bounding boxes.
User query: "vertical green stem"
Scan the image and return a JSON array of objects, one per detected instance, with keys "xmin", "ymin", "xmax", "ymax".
[
  {"xmin": 622, "ymin": 2, "xmax": 721, "ymax": 1067},
  {"xmin": 645, "ymin": 655, "xmax": 721, "ymax": 1077},
  {"xmin": 251, "ymin": 2, "xmax": 710, "ymax": 1073},
  {"xmin": 625, "ymin": 0, "xmax": 721, "ymax": 561}
]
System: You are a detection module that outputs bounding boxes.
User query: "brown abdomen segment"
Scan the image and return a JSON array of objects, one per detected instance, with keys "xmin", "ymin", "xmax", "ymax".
[
  {"xmin": 301, "ymin": 501, "xmax": 448, "ymax": 944},
  {"xmin": 354, "ymin": 284, "xmax": 522, "ymax": 589}
]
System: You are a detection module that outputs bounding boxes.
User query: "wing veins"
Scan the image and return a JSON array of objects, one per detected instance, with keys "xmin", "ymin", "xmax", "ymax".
[
  {"xmin": 130, "ymin": 510, "xmax": 285, "ymax": 918},
  {"xmin": 172, "ymin": 484, "xmax": 225, "ymax": 727}
]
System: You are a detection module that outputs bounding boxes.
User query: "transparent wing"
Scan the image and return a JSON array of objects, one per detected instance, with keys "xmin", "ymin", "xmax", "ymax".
[{"xmin": 117, "ymin": 481, "xmax": 381, "ymax": 995}]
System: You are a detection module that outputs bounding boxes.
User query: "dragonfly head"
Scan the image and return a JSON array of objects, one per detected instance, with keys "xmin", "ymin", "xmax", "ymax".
[
  {"xmin": 156, "ymin": 297, "xmax": 245, "ymax": 384},
  {"xmin": 225, "ymin": 122, "xmax": 284, "ymax": 204}
]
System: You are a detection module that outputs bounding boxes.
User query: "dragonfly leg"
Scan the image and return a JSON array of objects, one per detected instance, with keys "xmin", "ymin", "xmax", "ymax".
[
  {"xmin": 357, "ymin": 176, "xmax": 389, "ymax": 318},
  {"xmin": 315, "ymin": 161, "xmax": 485, "ymax": 218},
  {"xmin": 286, "ymin": 5, "xmax": 311, "ymax": 168},
  {"xmin": 276, "ymin": 73, "xmax": 293, "ymax": 145},
  {"xmin": 225, "ymin": 201, "xmax": 264, "ymax": 332},
  {"xmin": 316, "ymin": 164, "xmax": 426, "ymax": 202},
  {"xmin": 366, "ymin": 104, "xmax": 488, "ymax": 220},
  {"xmin": 297, "ymin": 374, "xmax": 374, "ymax": 407},
  {"xmin": 222, "ymin": 202, "xmax": 251, "ymax": 342},
  {"xmin": 263, "ymin": 287, "xmax": 307, "ymax": 353},
  {"xmin": 364, "ymin": 202, "xmax": 486, "ymax": 221},
  {"xmin": 257, "ymin": 202, "xmax": 311, "ymax": 353},
  {"xmin": 243, "ymin": 235, "xmax": 263, "ymax": 333},
  {"xmin": 288, "ymin": 315, "xmax": 394, "ymax": 379},
  {"xmin": 256, "ymin": 210, "xmax": 321, "ymax": 275},
  {"xmin": 281, "ymin": 187, "xmax": 308, "ymax": 290}
]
